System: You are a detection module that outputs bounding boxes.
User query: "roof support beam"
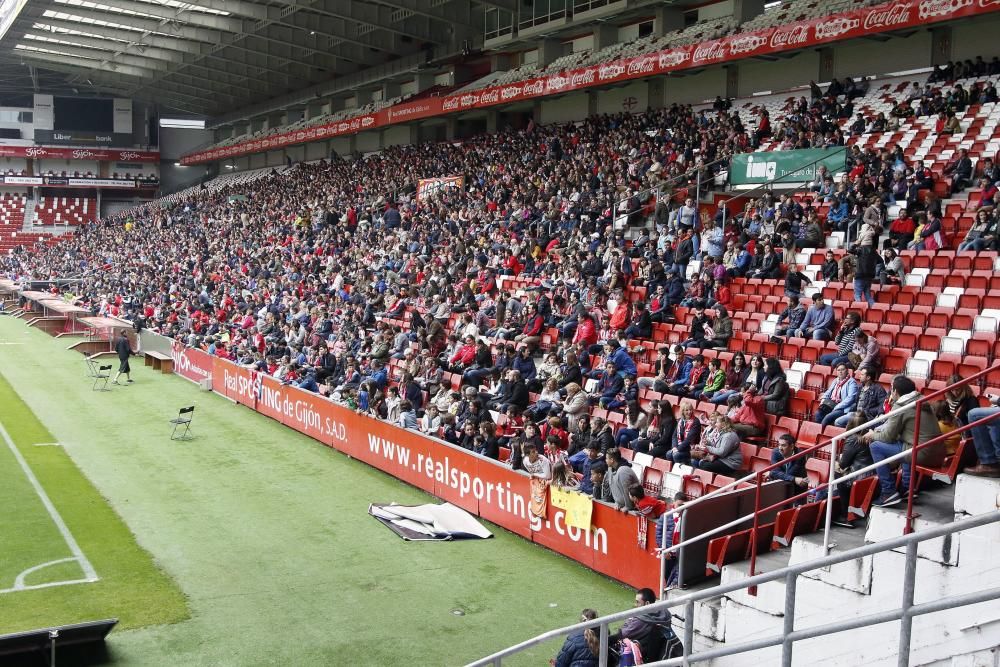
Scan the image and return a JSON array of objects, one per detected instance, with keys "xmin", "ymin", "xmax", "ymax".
[
  {"xmin": 11, "ymin": 50, "xmax": 156, "ymax": 79},
  {"xmin": 300, "ymin": 0, "xmax": 474, "ymax": 45},
  {"xmin": 41, "ymin": 7, "xmax": 223, "ymax": 44},
  {"xmin": 70, "ymin": 0, "xmax": 251, "ymax": 33},
  {"xmin": 21, "ymin": 32, "xmax": 181, "ymax": 64},
  {"xmin": 31, "ymin": 18, "xmax": 205, "ymax": 53}
]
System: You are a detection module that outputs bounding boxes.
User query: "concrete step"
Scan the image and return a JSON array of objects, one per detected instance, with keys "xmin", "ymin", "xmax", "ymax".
[{"xmin": 865, "ymin": 483, "xmax": 959, "ymax": 567}]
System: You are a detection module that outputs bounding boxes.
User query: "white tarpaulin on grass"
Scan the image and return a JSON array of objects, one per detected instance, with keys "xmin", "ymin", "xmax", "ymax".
[{"xmin": 368, "ymin": 502, "xmax": 493, "ymax": 541}]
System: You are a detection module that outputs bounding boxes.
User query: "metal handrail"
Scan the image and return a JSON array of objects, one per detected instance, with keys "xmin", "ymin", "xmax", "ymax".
[
  {"xmin": 469, "ymin": 509, "xmax": 1000, "ymax": 666},
  {"xmin": 643, "ymin": 362, "xmax": 1000, "ymax": 596}
]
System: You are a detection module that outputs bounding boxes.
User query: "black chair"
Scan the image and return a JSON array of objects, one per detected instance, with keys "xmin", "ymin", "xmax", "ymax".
[
  {"xmin": 85, "ymin": 355, "xmax": 99, "ymax": 378},
  {"xmin": 93, "ymin": 365, "xmax": 111, "ymax": 391},
  {"xmin": 170, "ymin": 406, "xmax": 195, "ymax": 441}
]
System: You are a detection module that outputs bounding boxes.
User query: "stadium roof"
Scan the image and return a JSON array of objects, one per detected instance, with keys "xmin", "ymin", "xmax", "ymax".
[{"xmin": 0, "ymin": 0, "xmax": 496, "ymax": 115}]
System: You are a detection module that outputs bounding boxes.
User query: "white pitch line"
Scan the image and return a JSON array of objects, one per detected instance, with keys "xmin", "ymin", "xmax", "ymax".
[
  {"xmin": 0, "ymin": 421, "xmax": 98, "ymax": 584},
  {"xmin": 33, "ymin": 442, "xmax": 62, "ymax": 447}
]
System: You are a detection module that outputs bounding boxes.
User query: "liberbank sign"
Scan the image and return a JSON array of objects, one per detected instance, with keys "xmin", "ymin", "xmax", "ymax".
[{"xmin": 182, "ymin": 0, "xmax": 1000, "ymax": 165}]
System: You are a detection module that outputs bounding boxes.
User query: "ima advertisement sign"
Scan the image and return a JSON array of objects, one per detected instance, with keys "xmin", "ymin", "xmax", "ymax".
[
  {"xmin": 180, "ymin": 0, "xmax": 1000, "ymax": 166},
  {"xmin": 729, "ymin": 147, "xmax": 847, "ymax": 186},
  {"xmin": 204, "ymin": 358, "xmax": 660, "ymax": 589}
]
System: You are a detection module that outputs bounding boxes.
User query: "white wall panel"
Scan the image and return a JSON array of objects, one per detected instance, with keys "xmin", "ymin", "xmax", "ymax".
[
  {"xmin": 540, "ymin": 92, "xmax": 588, "ymax": 125},
  {"xmin": 597, "ymin": 82, "xmax": 649, "ymax": 115}
]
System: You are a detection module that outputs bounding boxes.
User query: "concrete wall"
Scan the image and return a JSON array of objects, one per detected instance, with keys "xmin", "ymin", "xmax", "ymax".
[
  {"xmin": 540, "ymin": 92, "xmax": 589, "ymax": 124},
  {"xmin": 383, "ymin": 125, "xmax": 413, "ymax": 147},
  {"xmin": 356, "ymin": 131, "xmax": 381, "ymax": 153},
  {"xmin": 951, "ymin": 14, "xmax": 1000, "ymax": 62},
  {"xmin": 699, "ymin": 0, "xmax": 734, "ymax": 21},
  {"xmin": 833, "ymin": 31, "xmax": 932, "ymax": 79},
  {"xmin": 285, "ymin": 144, "xmax": 305, "ymax": 163},
  {"xmin": 664, "ymin": 69, "xmax": 727, "ymax": 106},
  {"xmin": 596, "ymin": 82, "xmax": 649, "ymax": 115},
  {"xmin": 305, "ymin": 140, "xmax": 328, "ymax": 161},
  {"xmin": 739, "ymin": 50, "xmax": 820, "ymax": 97}
]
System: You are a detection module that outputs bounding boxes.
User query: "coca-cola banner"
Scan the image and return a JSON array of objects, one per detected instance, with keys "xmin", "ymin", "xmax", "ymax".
[
  {"xmin": 0, "ymin": 145, "xmax": 160, "ymax": 162},
  {"xmin": 181, "ymin": 0, "xmax": 1000, "ymax": 166}
]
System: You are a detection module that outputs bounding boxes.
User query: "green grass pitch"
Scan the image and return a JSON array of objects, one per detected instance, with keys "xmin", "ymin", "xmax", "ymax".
[{"xmin": 0, "ymin": 316, "xmax": 633, "ymax": 666}]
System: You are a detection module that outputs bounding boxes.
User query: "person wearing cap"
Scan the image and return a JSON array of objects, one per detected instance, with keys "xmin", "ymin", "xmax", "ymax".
[{"xmin": 792, "ymin": 293, "xmax": 834, "ymax": 340}]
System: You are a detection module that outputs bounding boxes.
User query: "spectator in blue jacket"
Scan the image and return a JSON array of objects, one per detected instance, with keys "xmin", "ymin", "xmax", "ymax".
[
  {"xmin": 835, "ymin": 366, "xmax": 887, "ymax": 426},
  {"xmin": 792, "ymin": 292, "xmax": 835, "ymax": 340},
  {"xmin": 768, "ymin": 435, "xmax": 809, "ymax": 497},
  {"xmin": 605, "ymin": 339, "xmax": 637, "ymax": 377},
  {"xmin": 553, "ymin": 610, "xmax": 601, "ymax": 667},
  {"xmin": 568, "ymin": 442, "xmax": 604, "ymax": 495},
  {"xmin": 667, "ymin": 351, "xmax": 693, "ymax": 393},
  {"xmin": 595, "ymin": 362, "xmax": 625, "ymax": 406},
  {"xmin": 815, "ymin": 363, "xmax": 860, "ymax": 426},
  {"xmin": 512, "ymin": 346, "xmax": 537, "ymax": 382}
]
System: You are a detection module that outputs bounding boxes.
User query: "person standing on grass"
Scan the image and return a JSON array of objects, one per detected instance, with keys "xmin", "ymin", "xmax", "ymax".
[{"xmin": 113, "ymin": 330, "xmax": 134, "ymax": 385}]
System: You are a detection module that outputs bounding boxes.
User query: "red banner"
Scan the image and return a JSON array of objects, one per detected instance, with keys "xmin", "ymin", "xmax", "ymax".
[
  {"xmin": 0, "ymin": 146, "xmax": 160, "ymax": 162},
  {"xmin": 181, "ymin": 0, "xmax": 1000, "ymax": 166},
  {"xmin": 194, "ymin": 357, "xmax": 659, "ymax": 589},
  {"xmin": 170, "ymin": 344, "xmax": 214, "ymax": 384}
]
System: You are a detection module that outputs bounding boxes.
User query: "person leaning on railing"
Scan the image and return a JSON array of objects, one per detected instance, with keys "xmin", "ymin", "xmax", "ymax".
[{"xmin": 860, "ymin": 376, "xmax": 945, "ymax": 508}]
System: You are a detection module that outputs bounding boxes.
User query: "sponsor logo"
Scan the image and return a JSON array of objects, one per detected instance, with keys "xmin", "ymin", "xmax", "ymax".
[
  {"xmin": 119, "ymin": 151, "xmax": 141, "ymax": 160},
  {"xmin": 523, "ymin": 80, "xmax": 545, "ymax": 96},
  {"xmin": 769, "ymin": 24, "xmax": 810, "ymax": 49},
  {"xmin": 459, "ymin": 93, "xmax": 480, "ymax": 107},
  {"xmin": 480, "ymin": 89, "xmax": 500, "ymax": 104},
  {"xmin": 546, "ymin": 75, "xmax": 569, "ymax": 92},
  {"xmin": 728, "ymin": 34, "xmax": 767, "ymax": 55},
  {"xmin": 625, "ymin": 56, "xmax": 656, "ymax": 76},
  {"xmin": 570, "ymin": 69, "xmax": 596, "ymax": 87},
  {"xmin": 862, "ymin": 3, "xmax": 911, "ymax": 29},
  {"xmin": 693, "ymin": 42, "xmax": 727, "ymax": 64},
  {"xmin": 918, "ymin": 0, "xmax": 972, "ymax": 19},
  {"xmin": 658, "ymin": 50, "xmax": 689, "ymax": 68},
  {"xmin": 500, "ymin": 86, "xmax": 522, "ymax": 100},
  {"xmin": 71, "ymin": 150, "xmax": 96, "ymax": 159},
  {"xmin": 980, "ymin": 0, "xmax": 1000, "ymax": 8},
  {"xmin": 816, "ymin": 16, "xmax": 860, "ymax": 38},
  {"xmin": 442, "ymin": 97, "xmax": 461, "ymax": 111},
  {"xmin": 25, "ymin": 147, "xmax": 48, "ymax": 157},
  {"xmin": 598, "ymin": 63, "xmax": 626, "ymax": 80},
  {"xmin": 745, "ymin": 155, "xmax": 777, "ymax": 181},
  {"xmin": 361, "ymin": 115, "xmax": 374, "ymax": 127}
]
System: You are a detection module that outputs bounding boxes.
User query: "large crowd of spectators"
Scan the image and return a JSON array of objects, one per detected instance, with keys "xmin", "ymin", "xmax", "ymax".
[{"xmin": 4, "ymin": 68, "xmax": 1000, "ymax": 553}]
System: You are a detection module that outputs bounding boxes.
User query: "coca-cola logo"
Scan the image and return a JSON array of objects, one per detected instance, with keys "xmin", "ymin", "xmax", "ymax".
[
  {"xmin": 693, "ymin": 42, "xmax": 727, "ymax": 64},
  {"xmin": 980, "ymin": 0, "xmax": 1000, "ymax": 8},
  {"xmin": 769, "ymin": 24, "xmax": 810, "ymax": 49},
  {"xmin": 570, "ymin": 69, "xmax": 596, "ymax": 87},
  {"xmin": 862, "ymin": 3, "xmax": 910, "ymax": 29},
  {"xmin": 480, "ymin": 89, "xmax": 500, "ymax": 104},
  {"xmin": 658, "ymin": 50, "xmax": 689, "ymax": 68},
  {"xmin": 919, "ymin": 0, "xmax": 972, "ymax": 18},
  {"xmin": 523, "ymin": 80, "xmax": 545, "ymax": 96},
  {"xmin": 118, "ymin": 151, "xmax": 141, "ymax": 160},
  {"xmin": 728, "ymin": 34, "xmax": 767, "ymax": 55},
  {"xmin": 816, "ymin": 16, "xmax": 860, "ymax": 38},
  {"xmin": 598, "ymin": 63, "xmax": 626, "ymax": 80},
  {"xmin": 442, "ymin": 97, "xmax": 460, "ymax": 111},
  {"xmin": 626, "ymin": 57, "xmax": 656, "ymax": 76},
  {"xmin": 361, "ymin": 116, "xmax": 374, "ymax": 127},
  {"xmin": 25, "ymin": 147, "xmax": 47, "ymax": 157},
  {"xmin": 500, "ymin": 86, "xmax": 522, "ymax": 100}
]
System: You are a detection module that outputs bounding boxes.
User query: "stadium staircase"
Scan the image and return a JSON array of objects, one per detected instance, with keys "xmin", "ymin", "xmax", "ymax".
[{"xmin": 473, "ymin": 476, "xmax": 1000, "ymax": 666}]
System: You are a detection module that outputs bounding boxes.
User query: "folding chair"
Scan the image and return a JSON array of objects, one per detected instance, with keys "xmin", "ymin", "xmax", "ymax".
[
  {"xmin": 85, "ymin": 354, "xmax": 99, "ymax": 377},
  {"xmin": 170, "ymin": 406, "xmax": 195, "ymax": 441},
  {"xmin": 93, "ymin": 364, "xmax": 112, "ymax": 391}
]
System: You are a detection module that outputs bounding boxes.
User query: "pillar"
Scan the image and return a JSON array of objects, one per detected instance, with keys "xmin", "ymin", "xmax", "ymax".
[
  {"xmin": 732, "ymin": 0, "xmax": 765, "ymax": 24},
  {"xmin": 486, "ymin": 110, "xmax": 499, "ymax": 134},
  {"xmin": 413, "ymin": 72, "xmax": 436, "ymax": 93},
  {"xmin": 648, "ymin": 78, "xmax": 666, "ymax": 110},
  {"xmin": 725, "ymin": 65, "xmax": 740, "ymax": 101},
  {"xmin": 587, "ymin": 90, "xmax": 600, "ymax": 116},
  {"xmin": 536, "ymin": 38, "xmax": 563, "ymax": 68},
  {"xmin": 653, "ymin": 7, "xmax": 684, "ymax": 36},
  {"xmin": 490, "ymin": 53, "xmax": 512, "ymax": 72},
  {"xmin": 382, "ymin": 82, "xmax": 401, "ymax": 101},
  {"xmin": 930, "ymin": 26, "xmax": 952, "ymax": 67},
  {"xmin": 593, "ymin": 25, "xmax": 618, "ymax": 51},
  {"xmin": 445, "ymin": 117, "xmax": 457, "ymax": 141},
  {"xmin": 818, "ymin": 47, "xmax": 835, "ymax": 83}
]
